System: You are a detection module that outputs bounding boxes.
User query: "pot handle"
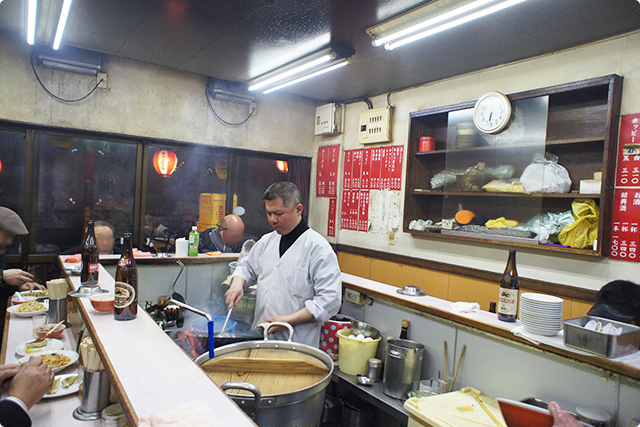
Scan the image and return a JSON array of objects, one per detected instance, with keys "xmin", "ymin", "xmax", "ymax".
[
  {"xmin": 221, "ymin": 382, "xmax": 262, "ymax": 418},
  {"xmin": 260, "ymin": 321, "xmax": 294, "ymax": 342},
  {"xmin": 389, "ymin": 349, "xmax": 406, "ymax": 359}
]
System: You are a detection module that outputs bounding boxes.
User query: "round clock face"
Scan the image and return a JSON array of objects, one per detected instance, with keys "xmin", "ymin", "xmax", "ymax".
[{"xmin": 473, "ymin": 92, "xmax": 512, "ymax": 134}]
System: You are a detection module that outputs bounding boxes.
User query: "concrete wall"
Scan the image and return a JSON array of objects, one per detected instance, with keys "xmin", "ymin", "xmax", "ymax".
[
  {"xmin": 0, "ymin": 31, "xmax": 316, "ymax": 157},
  {"xmin": 308, "ymin": 30, "xmax": 640, "ymax": 292}
]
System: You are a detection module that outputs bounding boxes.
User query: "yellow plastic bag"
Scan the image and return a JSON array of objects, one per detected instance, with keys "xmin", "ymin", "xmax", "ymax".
[{"xmin": 558, "ymin": 199, "xmax": 599, "ymax": 249}]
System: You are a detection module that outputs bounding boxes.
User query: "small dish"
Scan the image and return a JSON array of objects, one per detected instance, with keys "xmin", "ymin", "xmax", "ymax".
[
  {"xmin": 497, "ymin": 398, "xmax": 553, "ymax": 427},
  {"xmin": 16, "ymin": 338, "xmax": 64, "ymax": 357},
  {"xmin": 35, "ymin": 323, "xmax": 66, "ymax": 339},
  {"xmin": 43, "ymin": 373, "xmax": 81, "ymax": 399},
  {"xmin": 11, "ymin": 295, "xmax": 37, "ymax": 305},
  {"xmin": 89, "ymin": 293, "xmax": 115, "ymax": 312}
]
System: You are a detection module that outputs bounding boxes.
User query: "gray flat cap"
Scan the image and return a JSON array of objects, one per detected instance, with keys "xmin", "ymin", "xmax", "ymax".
[{"xmin": 0, "ymin": 207, "xmax": 28, "ymax": 235}]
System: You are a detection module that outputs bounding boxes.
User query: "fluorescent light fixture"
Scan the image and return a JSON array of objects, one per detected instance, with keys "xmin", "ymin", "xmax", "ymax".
[
  {"xmin": 38, "ymin": 54, "xmax": 101, "ymax": 75},
  {"xmin": 52, "ymin": 0, "xmax": 73, "ymax": 50},
  {"xmin": 27, "ymin": 0, "xmax": 37, "ymax": 45},
  {"xmin": 369, "ymin": 0, "xmax": 527, "ymax": 51},
  {"xmin": 248, "ymin": 54, "xmax": 333, "ymax": 92},
  {"xmin": 262, "ymin": 59, "xmax": 349, "ymax": 94}
]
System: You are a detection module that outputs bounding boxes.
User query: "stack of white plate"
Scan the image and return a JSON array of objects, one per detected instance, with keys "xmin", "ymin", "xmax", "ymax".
[{"xmin": 519, "ymin": 293, "xmax": 563, "ymax": 336}]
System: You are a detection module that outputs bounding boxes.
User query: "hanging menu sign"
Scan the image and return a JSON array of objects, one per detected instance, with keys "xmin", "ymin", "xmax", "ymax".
[
  {"xmin": 351, "ymin": 149, "xmax": 363, "ymax": 190},
  {"xmin": 316, "ymin": 145, "xmax": 328, "ymax": 197},
  {"xmin": 327, "ymin": 145, "xmax": 340, "ymax": 197},
  {"xmin": 327, "ymin": 198, "xmax": 337, "ymax": 237},
  {"xmin": 390, "ymin": 145, "xmax": 404, "ymax": 191},
  {"xmin": 361, "ymin": 147, "xmax": 372, "ymax": 190},
  {"xmin": 616, "ymin": 114, "xmax": 640, "ymax": 187},
  {"xmin": 350, "ymin": 190, "xmax": 360, "ymax": 230},
  {"xmin": 340, "ymin": 191, "xmax": 349, "ymax": 230},
  {"xmin": 370, "ymin": 147, "xmax": 382, "ymax": 189},
  {"xmin": 381, "ymin": 146, "xmax": 393, "ymax": 190},
  {"xmin": 359, "ymin": 190, "xmax": 369, "ymax": 232},
  {"xmin": 343, "ymin": 150, "xmax": 353, "ymax": 190}
]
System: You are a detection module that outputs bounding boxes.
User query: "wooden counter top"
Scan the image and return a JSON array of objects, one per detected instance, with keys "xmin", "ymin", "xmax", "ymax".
[
  {"xmin": 96, "ymin": 253, "xmax": 239, "ymax": 265},
  {"xmin": 341, "ymin": 273, "xmax": 640, "ymax": 382}
]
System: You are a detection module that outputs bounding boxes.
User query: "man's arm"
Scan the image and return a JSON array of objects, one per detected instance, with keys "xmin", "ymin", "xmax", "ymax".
[
  {"xmin": 303, "ymin": 244, "xmax": 342, "ymax": 323},
  {"xmin": 225, "ymin": 238, "xmax": 263, "ymax": 308},
  {"xmin": 0, "ymin": 399, "xmax": 31, "ymax": 427}
]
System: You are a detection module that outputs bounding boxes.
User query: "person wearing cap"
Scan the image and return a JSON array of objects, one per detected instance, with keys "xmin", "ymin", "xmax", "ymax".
[
  {"xmin": 0, "ymin": 207, "xmax": 44, "ymax": 297},
  {"xmin": 588, "ymin": 280, "xmax": 640, "ymax": 325}
]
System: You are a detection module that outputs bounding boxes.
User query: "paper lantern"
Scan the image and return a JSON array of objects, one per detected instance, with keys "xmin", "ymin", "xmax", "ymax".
[
  {"xmin": 276, "ymin": 160, "xmax": 288, "ymax": 172},
  {"xmin": 0, "ymin": 158, "xmax": 2, "ymax": 173},
  {"xmin": 153, "ymin": 150, "xmax": 177, "ymax": 177}
]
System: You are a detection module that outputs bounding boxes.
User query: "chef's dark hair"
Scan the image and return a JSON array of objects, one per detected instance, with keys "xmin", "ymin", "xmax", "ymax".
[
  {"xmin": 94, "ymin": 220, "xmax": 115, "ymax": 236},
  {"xmin": 263, "ymin": 182, "xmax": 302, "ymax": 209}
]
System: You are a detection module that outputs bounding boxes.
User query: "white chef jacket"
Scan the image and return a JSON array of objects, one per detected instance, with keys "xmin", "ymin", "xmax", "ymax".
[{"xmin": 231, "ymin": 227, "xmax": 342, "ymax": 347}]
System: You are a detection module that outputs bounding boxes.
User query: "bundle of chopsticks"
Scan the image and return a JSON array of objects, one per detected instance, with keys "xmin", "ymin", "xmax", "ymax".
[
  {"xmin": 79, "ymin": 336, "xmax": 105, "ymax": 371},
  {"xmin": 47, "ymin": 278, "xmax": 69, "ymax": 300}
]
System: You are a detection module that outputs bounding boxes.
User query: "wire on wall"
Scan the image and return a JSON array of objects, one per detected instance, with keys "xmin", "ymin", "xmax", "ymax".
[
  {"xmin": 205, "ymin": 88, "xmax": 256, "ymax": 126},
  {"xmin": 30, "ymin": 52, "xmax": 104, "ymax": 103}
]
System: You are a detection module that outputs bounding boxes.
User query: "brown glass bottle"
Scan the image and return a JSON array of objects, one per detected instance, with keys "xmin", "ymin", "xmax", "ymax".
[
  {"xmin": 81, "ymin": 220, "xmax": 99, "ymax": 287},
  {"xmin": 114, "ymin": 233, "xmax": 138, "ymax": 321},
  {"xmin": 399, "ymin": 319, "xmax": 410, "ymax": 339},
  {"xmin": 498, "ymin": 250, "xmax": 519, "ymax": 322}
]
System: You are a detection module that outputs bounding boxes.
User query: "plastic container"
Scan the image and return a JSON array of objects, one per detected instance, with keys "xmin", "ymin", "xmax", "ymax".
[
  {"xmin": 188, "ymin": 226, "xmax": 199, "ymax": 256},
  {"xmin": 337, "ymin": 328, "xmax": 381, "ymax": 375},
  {"xmin": 320, "ymin": 317, "xmax": 351, "ymax": 355}
]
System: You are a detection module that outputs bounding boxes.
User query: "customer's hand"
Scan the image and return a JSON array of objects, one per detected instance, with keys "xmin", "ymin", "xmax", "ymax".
[
  {"xmin": 225, "ymin": 278, "xmax": 245, "ymax": 308},
  {"xmin": 549, "ymin": 402, "xmax": 582, "ymax": 427},
  {"xmin": 2, "ymin": 269, "xmax": 34, "ymax": 286},
  {"xmin": 0, "ymin": 364, "xmax": 19, "ymax": 393},
  {"xmin": 19, "ymin": 282, "xmax": 45, "ymax": 291},
  {"xmin": 9, "ymin": 356, "xmax": 54, "ymax": 409}
]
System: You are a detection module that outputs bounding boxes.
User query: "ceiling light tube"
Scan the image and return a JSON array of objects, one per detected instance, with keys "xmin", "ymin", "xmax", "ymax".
[
  {"xmin": 248, "ymin": 54, "xmax": 334, "ymax": 92},
  {"xmin": 373, "ymin": 0, "xmax": 496, "ymax": 47},
  {"xmin": 52, "ymin": 0, "xmax": 73, "ymax": 50},
  {"xmin": 27, "ymin": 0, "xmax": 37, "ymax": 45},
  {"xmin": 384, "ymin": 0, "xmax": 527, "ymax": 51},
  {"xmin": 262, "ymin": 59, "xmax": 349, "ymax": 94}
]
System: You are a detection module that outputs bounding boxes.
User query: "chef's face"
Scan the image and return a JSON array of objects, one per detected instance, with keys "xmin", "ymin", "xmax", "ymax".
[
  {"xmin": 265, "ymin": 197, "xmax": 303, "ymax": 235},
  {"xmin": 0, "ymin": 230, "xmax": 14, "ymax": 249}
]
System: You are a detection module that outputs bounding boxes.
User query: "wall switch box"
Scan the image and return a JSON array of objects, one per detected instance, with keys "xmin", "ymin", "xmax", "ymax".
[
  {"xmin": 97, "ymin": 72, "xmax": 108, "ymax": 89},
  {"xmin": 315, "ymin": 103, "xmax": 343, "ymax": 136},
  {"xmin": 344, "ymin": 288, "xmax": 365, "ymax": 305},
  {"xmin": 359, "ymin": 106, "xmax": 393, "ymax": 144}
]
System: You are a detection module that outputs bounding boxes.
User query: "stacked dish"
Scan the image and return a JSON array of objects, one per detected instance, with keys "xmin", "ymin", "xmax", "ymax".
[{"xmin": 519, "ymin": 293, "xmax": 563, "ymax": 336}]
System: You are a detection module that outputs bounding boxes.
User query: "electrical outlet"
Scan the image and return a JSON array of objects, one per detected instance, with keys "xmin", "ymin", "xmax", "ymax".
[
  {"xmin": 97, "ymin": 72, "xmax": 108, "ymax": 89},
  {"xmin": 344, "ymin": 289, "xmax": 365, "ymax": 305},
  {"xmin": 388, "ymin": 230, "xmax": 396, "ymax": 245}
]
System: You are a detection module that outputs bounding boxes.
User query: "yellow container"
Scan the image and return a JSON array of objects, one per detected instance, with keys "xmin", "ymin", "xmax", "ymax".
[
  {"xmin": 337, "ymin": 328, "xmax": 381, "ymax": 376},
  {"xmin": 199, "ymin": 193, "xmax": 238, "ymax": 224}
]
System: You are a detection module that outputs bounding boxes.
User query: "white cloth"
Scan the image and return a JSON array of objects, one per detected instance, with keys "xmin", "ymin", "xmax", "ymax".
[
  {"xmin": 231, "ymin": 228, "xmax": 342, "ymax": 347},
  {"xmin": 139, "ymin": 401, "xmax": 229, "ymax": 427},
  {"xmin": 449, "ymin": 302, "xmax": 480, "ymax": 314}
]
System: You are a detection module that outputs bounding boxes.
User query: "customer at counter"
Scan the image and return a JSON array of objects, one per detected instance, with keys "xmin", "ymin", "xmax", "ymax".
[
  {"xmin": 0, "ymin": 208, "xmax": 43, "ymax": 294},
  {"xmin": 0, "ymin": 357, "xmax": 55, "ymax": 427},
  {"xmin": 225, "ymin": 182, "xmax": 341, "ymax": 347},
  {"xmin": 46, "ymin": 220, "xmax": 121, "ymax": 280},
  {"xmin": 198, "ymin": 214, "xmax": 245, "ymax": 253}
]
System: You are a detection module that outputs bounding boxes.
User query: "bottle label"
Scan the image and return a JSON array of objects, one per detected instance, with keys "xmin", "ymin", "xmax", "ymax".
[
  {"xmin": 88, "ymin": 262, "xmax": 99, "ymax": 274},
  {"xmin": 498, "ymin": 288, "xmax": 519, "ymax": 316},
  {"xmin": 115, "ymin": 281, "xmax": 136, "ymax": 308}
]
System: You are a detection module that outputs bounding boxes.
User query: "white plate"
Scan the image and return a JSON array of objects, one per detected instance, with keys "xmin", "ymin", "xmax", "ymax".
[
  {"xmin": 520, "ymin": 317, "xmax": 562, "ymax": 326},
  {"xmin": 17, "ymin": 350, "xmax": 79, "ymax": 373},
  {"xmin": 520, "ymin": 303, "xmax": 563, "ymax": 311},
  {"xmin": 519, "ymin": 313, "xmax": 562, "ymax": 322},
  {"xmin": 7, "ymin": 301, "xmax": 49, "ymax": 317},
  {"xmin": 521, "ymin": 293, "xmax": 563, "ymax": 304},
  {"xmin": 523, "ymin": 326, "xmax": 561, "ymax": 336},
  {"xmin": 43, "ymin": 373, "xmax": 81, "ymax": 399},
  {"xmin": 20, "ymin": 290, "xmax": 50, "ymax": 298},
  {"xmin": 15, "ymin": 339, "xmax": 64, "ymax": 357}
]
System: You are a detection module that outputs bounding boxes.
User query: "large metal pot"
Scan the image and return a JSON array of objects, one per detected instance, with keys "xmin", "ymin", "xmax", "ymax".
[
  {"xmin": 383, "ymin": 338, "xmax": 424, "ymax": 399},
  {"xmin": 195, "ymin": 333, "xmax": 333, "ymax": 427}
]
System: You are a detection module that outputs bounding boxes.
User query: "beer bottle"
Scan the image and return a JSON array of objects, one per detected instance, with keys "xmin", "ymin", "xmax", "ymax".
[
  {"xmin": 81, "ymin": 220, "xmax": 99, "ymax": 287},
  {"xmin": 498, "ymin": 250, "xmax": 519, "ymax": 322},
  {"xmin": 114, "ymin": 233, "xmax": 138, "ymax": 321}
]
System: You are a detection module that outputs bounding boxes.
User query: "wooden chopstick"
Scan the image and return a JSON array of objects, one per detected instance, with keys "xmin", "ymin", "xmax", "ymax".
[
  {"xmin": 449, "ymin": 344, "xmax": 466, "ymax": 393},
  {"xmin": 443, "ymin": 341, "xmax": 448, "ymax": 392}
]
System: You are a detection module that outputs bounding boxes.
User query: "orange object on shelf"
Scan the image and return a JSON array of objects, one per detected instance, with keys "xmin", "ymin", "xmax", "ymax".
[{"xmin": 455, "ymin": 210, "xmax": 476, "ymax": 225}]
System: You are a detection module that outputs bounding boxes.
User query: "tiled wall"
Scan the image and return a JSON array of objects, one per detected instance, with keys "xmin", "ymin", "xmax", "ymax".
[{"xmin": 338, "ymin": 252, "xmax": 592, "ymax": 319}]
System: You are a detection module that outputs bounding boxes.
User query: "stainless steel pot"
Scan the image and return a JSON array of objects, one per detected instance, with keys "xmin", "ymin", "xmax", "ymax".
[
  {"xmin": 195, "ymin": 332, "xmax": 333, "ymax": 427},
  {"xmin": 383, "ymin": 338, "xmax": 424, "ymax": 399}
]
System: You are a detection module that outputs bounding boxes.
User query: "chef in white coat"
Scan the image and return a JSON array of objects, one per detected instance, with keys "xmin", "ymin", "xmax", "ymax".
[{"xmin": 226, "ymin": 181, "xmax": 342, "ymax": 347}]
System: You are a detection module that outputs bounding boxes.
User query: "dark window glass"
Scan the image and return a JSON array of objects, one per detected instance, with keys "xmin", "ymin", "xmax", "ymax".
[
  {"xmin": 0, "ymin": 129, "xmax": 26, "ymax": 254},
  {"xmin": 32, "ymin": 134, "xmax": 137, "ymax": 253},
  {"xmin": 145, "ymin": 145, "xmax": 228, "ymax": 247}
]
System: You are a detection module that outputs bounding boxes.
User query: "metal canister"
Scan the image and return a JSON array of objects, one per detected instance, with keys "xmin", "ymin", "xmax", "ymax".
[
  {"xmin": 383, "ymin": 339, "xmax": 424, "ymax": 399},
  {"xmin": 366, "ymin": 358, "xmax": 383, "ymax": 382}
]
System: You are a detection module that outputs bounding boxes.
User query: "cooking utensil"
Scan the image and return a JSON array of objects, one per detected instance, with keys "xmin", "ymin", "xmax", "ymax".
[
  {"xmin": 220, "ymin": 307, "xmax": 233, "ymax": 334},
  {"xmin": 168, "ymin": 260, "xmax": 185, "ymax": 301},
  {"xmin": 349, "ymin": 320, "xmax": 380, "ymax": 339},
  {"xmin": 449, "ymin": 344, "xmax": 466, "ymax": 392},
  {"xmin": 383, "ymin": 338, "xmax": 424, "ymax": 399}
]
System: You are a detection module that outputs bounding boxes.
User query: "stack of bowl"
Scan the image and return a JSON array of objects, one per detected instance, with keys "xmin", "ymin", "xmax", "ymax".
[{"xmin": 519, "ymin": 293, "xmax": 563, "ymax": 336}]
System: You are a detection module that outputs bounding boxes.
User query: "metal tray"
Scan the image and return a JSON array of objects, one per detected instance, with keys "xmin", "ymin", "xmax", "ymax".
[{"xmin": 562, "ymin": 316, "xmax": 640, "ymax": 358}]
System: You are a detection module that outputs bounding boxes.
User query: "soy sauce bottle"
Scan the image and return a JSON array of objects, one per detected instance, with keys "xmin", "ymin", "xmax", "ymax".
[
  {"xmin": 81, "ymin": 220, "xmax": 99, "ymax": 287},
  {"xmin": 498, "ymin": 250, "xmax": 519, "ymax": 322},
  {"xmin": 114, "ymin": 233, "xmax": 138, "ymax": 321}
]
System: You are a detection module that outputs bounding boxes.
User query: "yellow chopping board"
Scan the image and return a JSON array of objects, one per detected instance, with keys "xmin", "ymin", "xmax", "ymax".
[{"xmin": 404, "ymin": 387, "xmax": 507, "ymax": 427}]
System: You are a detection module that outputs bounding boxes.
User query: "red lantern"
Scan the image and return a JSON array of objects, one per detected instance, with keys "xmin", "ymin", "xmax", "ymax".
[
  {"xmin": 0, "ymin": 158, "xmax": 2, "ymax": 173},
  {"xmin": 153, "ymin": 150, "xmax": 177, "ymax": 177},
  {"xmin": 276, "ymin": 160, "xmax": 288, "ymax": 172}
]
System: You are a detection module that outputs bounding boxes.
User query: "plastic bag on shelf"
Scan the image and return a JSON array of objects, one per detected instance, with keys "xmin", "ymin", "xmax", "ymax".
[
  {"xmin": 514, "ymin": 211, "xmax": 575, "ymax": 244},
  {"xmin": 430, "ymin": 170, "xmax": 459, "ymax": 189},
  {"xmin": 482, "ymin": 179, "xmax": 528, "ymax": 194},
  {"xmin": 558, "ymin": 199, "xmax": 599, "ymax": 249},
  {"xmin": 484, "ymin": 165, "xmax": 515, "ymax": 181},
  {"xmin": 520, "ymin": 153, "xmax": 572, "ymax": 193}
]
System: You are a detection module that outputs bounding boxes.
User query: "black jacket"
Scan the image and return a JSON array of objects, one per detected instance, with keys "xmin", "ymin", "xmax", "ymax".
[
  {"xmin": 0, "ymin": 251, "xmax": 21, "ymax": 299},
  {"xmin": 198, "ymin": 227, "xmax": 242, "ymax": 253},
  {"xmin": 0, "ymin": 399, "xmax": 31, "ymax": 427}
]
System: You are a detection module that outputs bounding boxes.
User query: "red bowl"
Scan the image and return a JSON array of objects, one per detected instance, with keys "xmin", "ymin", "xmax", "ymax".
[
  {"xmin": 11, "ymin": 296, "xmax": 37, "ymax": 305},
  {"xmin": 89, "ymin": 293, "xmax": 115, "ymax": 312},
  {"xmin": 497, "ymin": 398, "xmax": 554, "ymax": 427},
  {"xmin": 35, "ymin": 323, "xmax": 66, "ymax": 339}
]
